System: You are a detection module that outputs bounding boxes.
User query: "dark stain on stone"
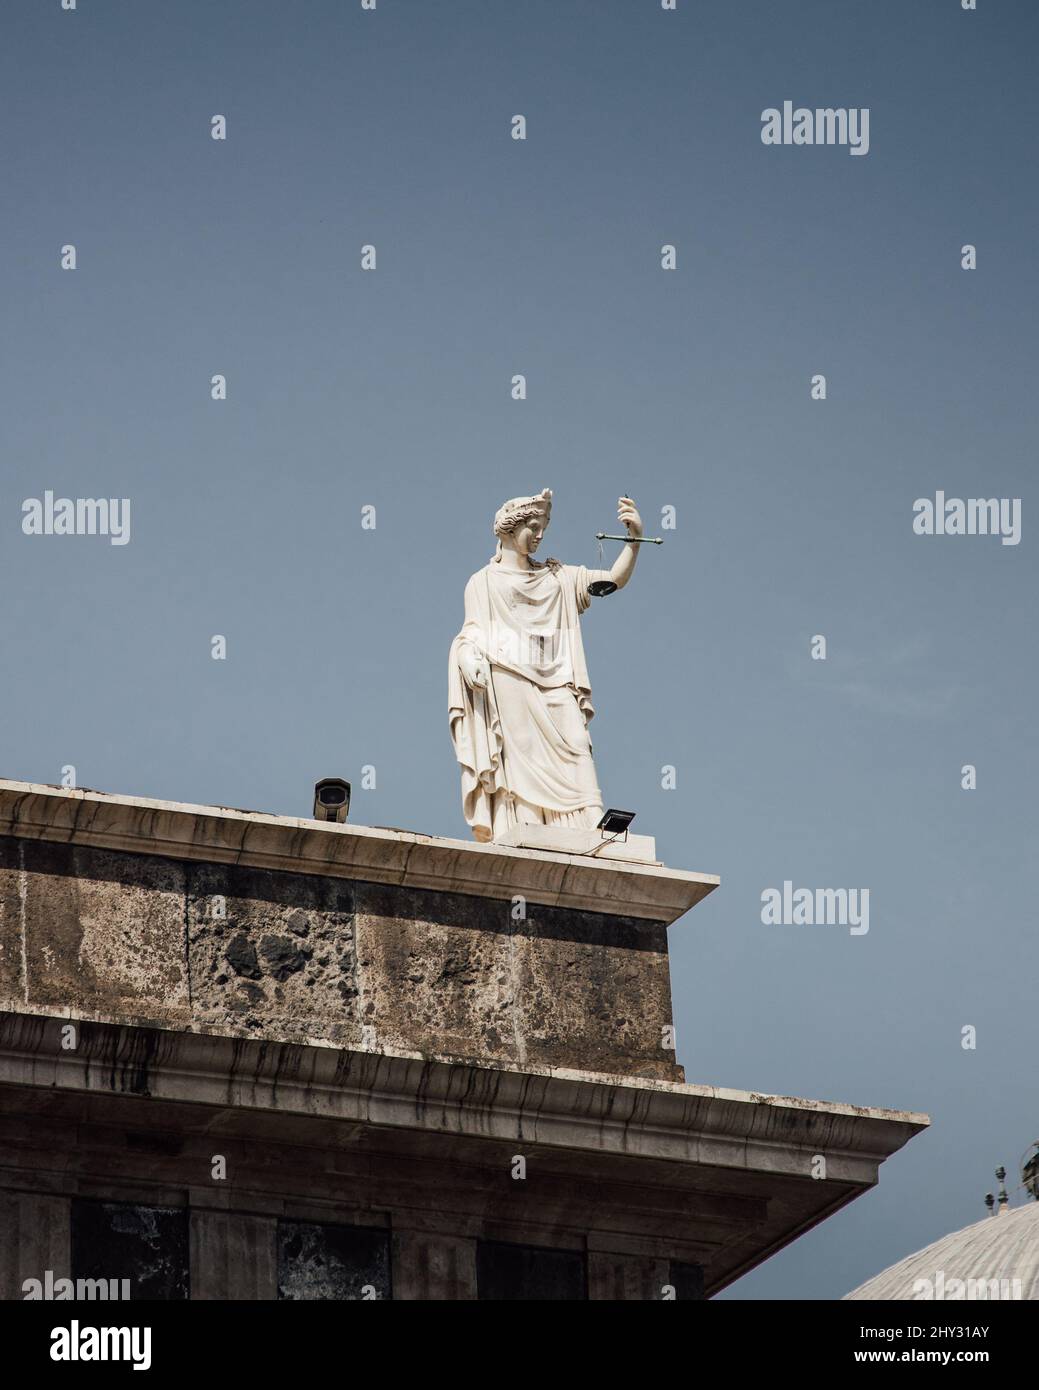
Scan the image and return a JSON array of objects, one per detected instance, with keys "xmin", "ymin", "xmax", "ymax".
[
  {"xmin": 286, "ymin": 909, "xmax": 311, "ymax": 937},
  {"xmin": 72, "ymin": 1198, "xmax": 189, "ymax": 1300},
  {"xmin": 359, "ymin": 878, "xmax": 668, "ymax": 948},
  {"xmin": 226, "ymin": 933, "xmax": 261, "ymax": 979},
  {"xmin": 277, "ymin": 1219, "xmax": 391, "ymax": 1301},
  {"xmin": 259, "ymin": 935, "xmax": 306, "ymax": 981},
  {"xmin": 100, "ymin": 1026, "xmax": 162, "ymax": 1096}
]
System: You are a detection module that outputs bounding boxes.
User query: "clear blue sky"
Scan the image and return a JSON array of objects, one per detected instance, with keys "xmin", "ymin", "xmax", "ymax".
[{"xmin": 1, "ymin": 0, "xmax": 1036, "ymax": 1298}]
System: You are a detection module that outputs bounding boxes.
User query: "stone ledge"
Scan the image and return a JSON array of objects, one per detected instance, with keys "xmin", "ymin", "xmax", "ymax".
[
  {"xmin": 0, "ymin": 1010, "xmax": 928, "ymax": 1179},
  {"xmin": 0, "ymin": 1010, "xmax": 929, "ymax": 1295},
  {"xmin": 0, "ymin": 780, "xmax": 718, "ymax": 926}
]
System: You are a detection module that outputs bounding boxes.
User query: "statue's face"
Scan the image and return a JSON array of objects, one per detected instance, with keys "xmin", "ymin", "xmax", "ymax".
[{"xmin": 513, "ymin": 512, "xmax": 548, "ymax": 556}]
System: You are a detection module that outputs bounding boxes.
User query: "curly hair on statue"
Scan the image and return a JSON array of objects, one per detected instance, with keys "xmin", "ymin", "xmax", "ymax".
[{"xmin": 492, "ymin": 488, "xmax": 552, "ymax": 539}]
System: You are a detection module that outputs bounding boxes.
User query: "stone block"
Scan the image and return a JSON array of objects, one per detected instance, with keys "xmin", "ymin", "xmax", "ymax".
[
  {"xmin": 18, "ymin": 840, "xmax": 188, "ymax": 1025},
  {"xmin": 186, "ymin": 862, "xmax": 358, "ymax": 1047}
]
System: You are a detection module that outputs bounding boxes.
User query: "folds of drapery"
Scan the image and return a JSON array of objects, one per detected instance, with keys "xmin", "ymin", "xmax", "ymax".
[
  {"xmin": 448, "ymin": 627, "xmax": 502, "ymax": 842},
  {"xmin": 448, "ymin": 561, "xmax": 603, "ymax": 841}
]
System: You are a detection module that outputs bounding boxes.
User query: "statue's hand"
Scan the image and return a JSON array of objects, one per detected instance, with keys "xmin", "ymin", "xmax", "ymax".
[
  {"xmin": 618, "ymin": 496, "xmax": 643, "ymax": 538},
  {"xmin": 460, "ymin": 649, "xmax": 491, "ymax": 691}
]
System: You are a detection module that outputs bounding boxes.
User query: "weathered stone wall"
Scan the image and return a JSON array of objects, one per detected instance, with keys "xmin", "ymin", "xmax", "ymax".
[{"xmin": 0, "ymin": 836, "xmax": 681, "ymax": 1082}]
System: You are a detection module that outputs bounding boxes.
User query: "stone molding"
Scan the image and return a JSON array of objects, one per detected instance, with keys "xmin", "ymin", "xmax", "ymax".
[{"xmin": 0, "ymin": 780, "xmax": 718, "ymax": 925}]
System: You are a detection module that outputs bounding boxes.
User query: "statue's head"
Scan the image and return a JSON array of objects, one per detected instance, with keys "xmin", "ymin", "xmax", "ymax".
[{"xmin": 493, "ymin": 488, "xmax": 552, "ymax": 560}]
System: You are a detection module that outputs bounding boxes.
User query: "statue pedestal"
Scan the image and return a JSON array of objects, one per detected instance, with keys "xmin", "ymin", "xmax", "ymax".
[{"xmin": 495, "ymin": 824, "xmax": 659, "ymax": 864}]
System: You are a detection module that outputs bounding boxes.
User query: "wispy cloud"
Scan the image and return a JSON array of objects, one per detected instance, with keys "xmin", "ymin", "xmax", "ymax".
[{"xmin": 796, "ymin": 638, "xmax": 964, "ymax": 718}]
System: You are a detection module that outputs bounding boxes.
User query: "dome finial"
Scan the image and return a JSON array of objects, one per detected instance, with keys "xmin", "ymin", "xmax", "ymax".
[{"xmin": 996, "ymin": 1166, "xmax": 1010, "ymax": 1215}]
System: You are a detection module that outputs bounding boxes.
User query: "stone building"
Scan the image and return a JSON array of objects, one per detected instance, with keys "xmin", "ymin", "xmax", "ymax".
[{"xmin": 0, "ymin": 780, "xmax": 926, "ymax": 1299}]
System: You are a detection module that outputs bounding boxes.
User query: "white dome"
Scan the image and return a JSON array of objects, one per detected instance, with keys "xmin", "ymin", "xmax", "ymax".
[{"xmin": 845, "ymin": 1201, "xmax": 1039, "ymax": 1300}]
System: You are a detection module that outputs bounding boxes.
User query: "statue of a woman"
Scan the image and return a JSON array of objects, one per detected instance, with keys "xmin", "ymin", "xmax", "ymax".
[{"xmin": 448, "ymin": 489, "xmax": 643, "ymax": 842}]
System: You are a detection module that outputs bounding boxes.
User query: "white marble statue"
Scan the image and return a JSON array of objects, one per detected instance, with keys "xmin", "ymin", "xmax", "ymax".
[{"xmin": 448, "ymin": 489, "xmax": 643, "ymax": 842}]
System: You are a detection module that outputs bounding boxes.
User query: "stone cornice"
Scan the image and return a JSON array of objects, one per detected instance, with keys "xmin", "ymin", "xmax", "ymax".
[
  {"xmin": 0, "ymin": 780, "xmax": 718, "ymax": 924},
  {"xmin": 0, "ymin": 1009, "xmax": 927, "ymax": 1183}
]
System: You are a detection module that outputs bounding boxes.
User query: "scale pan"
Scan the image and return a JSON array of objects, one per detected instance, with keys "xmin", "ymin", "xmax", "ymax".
[{"xmin": 588, "ymin": 579, "xmax": 618, "ymax": 598}]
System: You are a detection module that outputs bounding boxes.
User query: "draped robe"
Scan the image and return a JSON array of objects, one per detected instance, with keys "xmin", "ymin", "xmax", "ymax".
[{"xmin": 448, "ymin": 559, "xmax": 612, "ymax": 842}]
